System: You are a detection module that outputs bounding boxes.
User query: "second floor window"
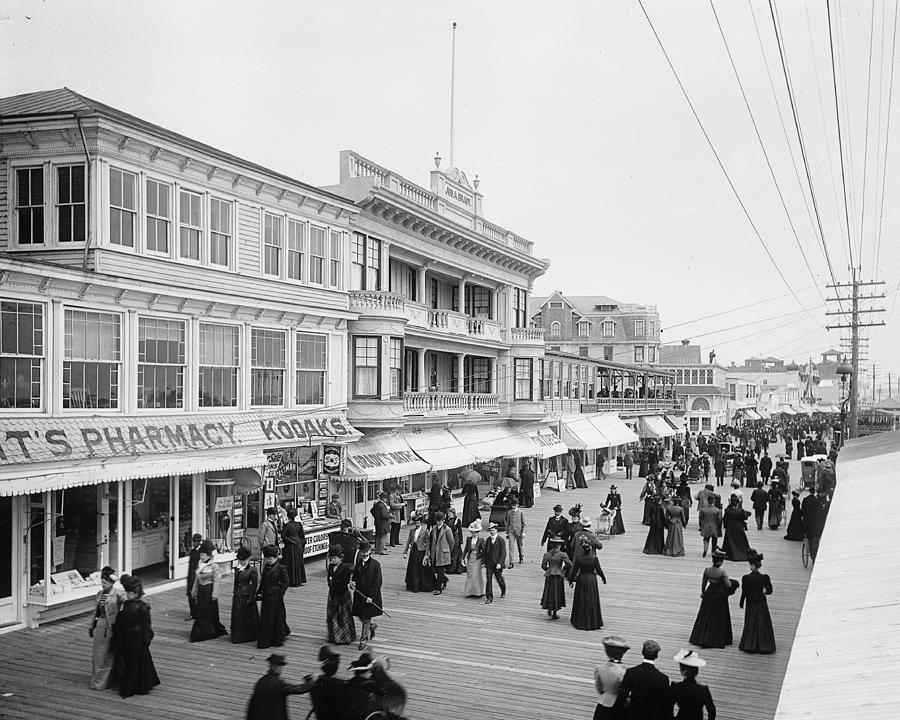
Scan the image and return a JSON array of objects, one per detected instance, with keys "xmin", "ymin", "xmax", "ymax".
[
  {"xmin": 57, "ymin": 165, "xmax": 86, "ymax": 243},
  {"xmin": 634, "ymin": 346, "xmax": 645, "ymax": 363},
  {"xmin": 353, "ymin": 336, "xmax": 380, "ymax": 398},
  {"xmin": 251, "ymin": 328, "xmax": 285, "ymax": 406},
  {"xmin": 351, "ymin": 233, "xmax": 382, "ymax": 290},
  {"xmin": 648, "ymin": 320, "xmax": 657, "ymax": 335},
  {"xmin": 199, "ymin": 322, "xmax": 239, "ymax": 407},
  {"xmin": 109, "ymin": 168, "xmax": 136, "ymax": 247},
  {"xmin": 513, "ymin": 288, "xmax": 528, "ymax": 328},
  {"xmin": 309, "ymin": 226, "xmax": 326, "ymax": 284},
  {"xmin": 514, "ymin": 358, "xmax": 533, "ymax": 401},
  {"xmin": 602, "ymin": 320, "xmax": 615, "ymax": 337},
  {"xmin": 389, "ymin": 338, "xmax": 403, "ymax": 400},
  {"xmin": 146, "ymin": 179, "xmax": 171, "ymax": 254},
  {"xmin": 137, "ymin": 317, "xmax": 185, "ymax": 409},
  {"xmin": 287, "ymin": 220, "xmax": 305, "ymax": 281},
  {"xmin": 16, "ymin": 168, "xmax": 44, "ymax": 245},
  {"xmin": 263, "ymin": 213, "xmax": 283, "ymax": 276},
  {"xmin": 604, "ymin": 346, "xmax": 614, "ymax": 361},
  {"xmin": 210, "ymin": 198, "xmax": 232, "ymax": 267},
  {"xmin": 330, "ymin": 231, "xmax": 343, "ymax": 288},
  {"xmin": 63, "ymin": 309, "xmax": 120, "ymax": 409},
  {"xmin": 297, "ymin": 333, "xmax": 327, "ymax": 405},
  {"xmin": 0, "ymin": 300, "xmax": 43, "ymax": 409},
  {"xmin": 179, "ymin": 190, "xmax": 202, "ymax": 260},
  {"xmin": 648, "ymin": 346, "xmax": 657, "ymax": 362},
  {"xmin": 634, "ymin": 319, "xmax": 645, "ymax": 336}
]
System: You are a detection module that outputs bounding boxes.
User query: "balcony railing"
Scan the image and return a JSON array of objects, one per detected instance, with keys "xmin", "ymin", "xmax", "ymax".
[
  {"xmin": 349, "ymin": 290, "xmax": 406, "ymax": 313},
  {"xmin": 403, "ymin": 391, "xmax": 500, "ymax": 416},
  {"xmin": 350, "ymin": 291, "xmax": 502, "ymax": 340},
  {"xmin": 507, "ymin": 326, "xmax": 546, "ymax": 343},
  {"xmin": 579, "ymin": 396, "xmax": 681, "ymax": 413}
]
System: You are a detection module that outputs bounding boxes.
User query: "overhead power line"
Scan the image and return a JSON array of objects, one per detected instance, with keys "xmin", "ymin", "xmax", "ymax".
[
  {"xmin": 874, "ymin": 0, "xmax": 899, "ymax": 275},
  {"xmin": 858, "ymin": 0, "xmax": 878, "ymax": 265},
  {"xmin": 637, "ymin": 0, "xmax": 817, "ymax": 323}
]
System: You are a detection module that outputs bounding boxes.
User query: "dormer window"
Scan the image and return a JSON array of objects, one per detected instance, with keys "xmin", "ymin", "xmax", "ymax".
[
  {"xmin": 577, "ymin": 320, "xmax": 590, "ymax": 338},
  {"xmin": 602, "ymin": 320, "xmax": 615, "ymax": 338},
  {"xmin": 550, "ymin": 321, "xmax": 561, "ymax": 339}
]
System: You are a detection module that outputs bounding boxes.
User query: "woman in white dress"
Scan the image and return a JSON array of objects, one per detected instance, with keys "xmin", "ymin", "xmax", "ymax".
[{"xmin": 462, "ymin": 519, "xmax": 486, "ymax": 598}]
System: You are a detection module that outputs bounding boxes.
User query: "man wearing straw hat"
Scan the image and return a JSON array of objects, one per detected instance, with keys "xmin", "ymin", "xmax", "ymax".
[
  {"xmin": 670, "ymin": 649, "xmax": 716, "ymax": 718},
  {"xmin": 593, "ymin": 636, "xmax": 630, "ymax": 719}
]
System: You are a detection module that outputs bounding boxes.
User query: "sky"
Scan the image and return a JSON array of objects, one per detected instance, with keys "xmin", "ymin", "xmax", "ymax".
[{"xmin": 2, "ymin": 0, "xmax": 898, "ymax": 397}]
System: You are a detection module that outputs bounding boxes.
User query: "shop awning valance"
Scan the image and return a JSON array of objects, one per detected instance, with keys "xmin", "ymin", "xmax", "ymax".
[
  {"xmin": 449, "ymin": 424, "xmax": 539, "ymax": 462},
  {"xmin": 343, "ymin": 432, "xmax": 431, "ymax": 481},
  {"xmin": 779, "ymin": 406, "xmax": 797, "ymax": 415},
  {"xmin": 403, "ymin": 429, "xmax": 477, "ymax": 471},
  {"xmin": 743, "ymin": 409, "xmax": 762, "ymax": 421},
  {"xmin": 519, "ymin": 426, "xmax": 568, "ymax": 459},
  {"xmin": 639, "ymin": 415, "xmax": 676, "ymax": 439},
  {"xmin": 0, "ymin": 449, "xmax": 268, "ymax": 497},
  {"xmin": 590, "ymin": 413, "xmax": 640, "ymax": 446},
  {"xmin": 0, "ymin": 409, "xmax": 361, "ymax": 469},
  {"xmin": 664, "ymin": 415, "xmax": 685, "ymax": 432},
  {"xmin": 558, "ymin": 413, "xmax": 637, "ymax": 450}
]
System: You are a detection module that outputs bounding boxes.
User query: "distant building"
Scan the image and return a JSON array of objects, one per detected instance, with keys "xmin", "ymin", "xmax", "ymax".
[
  {"xmin": 658, "ymin": 342, "xmax": 731, "ymax": 433},
  {"xmin": 530, "ymin": 291, "xmax": 661, "ymax": 364},
  {"xmin": 742, "ymin": 356, "xmax": 785, "ymax": 371}
]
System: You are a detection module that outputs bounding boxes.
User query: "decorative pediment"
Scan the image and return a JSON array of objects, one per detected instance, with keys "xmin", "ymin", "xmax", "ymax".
[{"xmin": 447, "ymin": 167, "xmax": 472, "ymax": 190}]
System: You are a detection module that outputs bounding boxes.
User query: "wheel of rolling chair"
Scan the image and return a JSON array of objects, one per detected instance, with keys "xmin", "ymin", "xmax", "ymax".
[{"xmin": 361, "ymin": 713, "xmax": 386, "ymax": 720}]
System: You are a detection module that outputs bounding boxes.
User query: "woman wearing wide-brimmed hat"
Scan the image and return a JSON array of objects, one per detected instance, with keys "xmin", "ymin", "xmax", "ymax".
[
  {"xmin": 111, "ymin": 574, "xmax": 160, "ymax": 698},
  {"xmin": 462, "ymin": 519, "xmax": 486, "ymax": 598},
  {"xmin": 689, "ymin": 549, "xmax": 738, "ymax": 649},
  {"xmin": 190, "ymin": 539, "xmax": 227, "ymax": 642},
  {"xmin": 670, "ymin": 649, "xmax": 716, "ymax": 719},
  {"xmin": 402, "ymin": 513, "xmax": 432, "ymax": 593},
  {"xmin": 738, "ymin": 550, "xmax": 776, "ymax": 654},
  {"xmin": 326, "ymin": 545, "xmax": 357, "ymax": 645},
  {"xmin": 540, "ymin": 535, "xmax": 572, "ymax": 620},
  {"xmin": 88, "ymin": 566, "xmax": 124, "ymax": 690}
]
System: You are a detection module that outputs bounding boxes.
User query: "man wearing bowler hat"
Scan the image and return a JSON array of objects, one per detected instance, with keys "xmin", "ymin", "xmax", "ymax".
[
  {"xmin": 593, "ymin": 636, "xmax": 630, "ymax": 719},
  {"xmin": 616, "ymin": 639, "xmax": 672, "ymax": 719},
  {"xmin": 541, "ymin": 504, "xmax": 570, "ymax": 547},
  {"xmin": 246, "ymin": 653, "xmax": 308, "ymax": 720}
]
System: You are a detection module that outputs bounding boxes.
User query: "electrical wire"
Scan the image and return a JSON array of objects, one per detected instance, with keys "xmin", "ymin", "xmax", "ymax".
[
  {"xmin": 858, "ymin": 0, "xmax": 878, "ymax": 265},
  {"xmin": 660, "ymin": 306, "xmax": 821, "ymax": 346},
  {"xmin": 874, "ymin": 0, "xmax": 899, "ymax": 276},
  {"xmin": 709, "ymin": 0, "xmax": 825, "ymax": 304},
  {"xmin": 637, "ymin": 0, "xmax": 817, "ymax": 323}
]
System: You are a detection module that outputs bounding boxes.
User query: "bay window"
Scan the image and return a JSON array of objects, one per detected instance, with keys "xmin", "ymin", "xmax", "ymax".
[
  {"xmin": 251, "ymin": 328, "xmax": 285, "ymax": 406},
  {"xmin": 389, "ymin": 338, "xmax": 403, "ymax": 399},
  {"xmin": 0, "ymin": 300, "xmax": 44, "ymax": 409},
  {"xmin": 353, "ymin": 336, "xmax": 380, "ymax": 398},
  {"xmin": 137, "ymin": 317, "xmax": 185, "ymax": 409},
  {"xmin": 16, "ymin": 167, "xmax": 44, "ymax": 245},
  {"xmin": 57, "ymin": 165, "xmax": 86, "ymax": 243},
  {"xmin": 296, "ymin": 333, "xmax": 327, "ymax": 405},
  {"xmin": 63, "ymin": 309, "xmax": 120, "ymax": 409},
  {"xmin": 514, "ymin": 358, "xmax": 533, "ymax": 401},
  {"xmin": 199, "ymin": 322, "xmax": 239, "ymax": 407}
]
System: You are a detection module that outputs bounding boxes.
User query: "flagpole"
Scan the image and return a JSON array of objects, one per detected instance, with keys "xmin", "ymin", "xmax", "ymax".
[{"xmin": 450, "ymin": 21, "xmax": 457, "ymax": 169}]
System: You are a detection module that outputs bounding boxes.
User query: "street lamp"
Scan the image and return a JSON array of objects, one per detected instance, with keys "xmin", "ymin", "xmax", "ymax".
[{"xmin": 836, "ymin": 356, "xmax": 852, "ymax": 448}]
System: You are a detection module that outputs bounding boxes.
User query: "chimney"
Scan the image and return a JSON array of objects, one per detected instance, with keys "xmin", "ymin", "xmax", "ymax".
[{"xmin": 681, "ymin": 339, "xmax": 690, "ymax": 346}]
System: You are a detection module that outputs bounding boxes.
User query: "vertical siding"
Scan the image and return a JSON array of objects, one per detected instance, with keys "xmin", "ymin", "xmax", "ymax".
[
  {"xmin": 238, "ymin": 203, "xmax": 260, "ymax": 276},
  {"xmin": 0, "ymin": 161, "xmax": 8, "ymax": 249}
]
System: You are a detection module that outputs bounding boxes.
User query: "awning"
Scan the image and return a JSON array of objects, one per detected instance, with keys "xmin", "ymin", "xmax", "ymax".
[
  {"xmin": 403, "ymin": 429, "xmax": 477, "ymax": 471},
  {"xmin": 558, "ymin": 413, "xmax": 639, "ymax": 450},
  {"xmin": 0, "ymin": 449, "xmax": 268, "ymax": 497},
  {"xmin": 792, "ymin": 404, "xmax": 813, "ymax": 415},
  {"xmin": 639, "ymin": 415, "xmax": 676, "ymax": 439},
  {"xmin": 343, "ymin": 432, "xmax": 431, "ymax": 481},
  {"xmin": 518, "ymin": 426, "xmax": 568, "ymax": 459},
  {"xmin": 449, "ymin": 424, "xmax": 539, "ymax": 462},
  {"xmin": 590, "ymin": 413, "xmax": 640, "ymax": 446},
  {"xmin": 664, "ymin": 415, "xmax": 685, "ymax": 432},
  {"xmin": 743, "ymin": 409, "xmax": 763, "ymax": 421},
  {"xmin": 778, "ymin": 406, "xmax": 797, "ymax": 415}
]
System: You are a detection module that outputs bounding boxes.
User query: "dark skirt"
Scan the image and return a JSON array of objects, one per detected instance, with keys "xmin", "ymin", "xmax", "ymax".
[
  {"xmin": 462, "ymin": 495, "xmax": 481, "ymax": 527},
  {"xmin": 610, "ymin": 510, "xmax": 625, "ymax": 535},
  {"xmin": 540, "ymin": 575, "xmax": 566, "ymax": 612},
  {"xmin": 230, "ymin": 593, "xmax": 259, "ymax": 644},
  {"xmin": 641, "ymin": 498, "xmax": 653, "ymax": 526},
  {"xmin": 114, "ymin": 631, "xmax": 160, "ymax": 698},
  {"xmin": 739, "ymin": 596, "xmax": 776, "ymax": 654},
  {"xmin": 642, "ymin": 525, "xmax": 665, "ymax": 555},
  {"xmin": 327, "ymin": 588, "xmax": 357, "ymax": 645},
  {"xmin": 404, "ymin": 545, "xmax": 433, "ymax": 593},
  {"xmin": 768, "ymin": 503, "xmax": 783, "ymax": 530},
  {"xmin": 190, "ymin": 584, "xmax": 227, "ymax": 642},
  {"xmin": 723, "ymin": 525, "xmax": 752, "ymax": 562},
  {"xmin": 574, "ymin": 468, "xmax": 588, "ymax": 488},
  {"xmin": 448, "ymin": 542, "xmax": 465, "ymax": 574},
  {"xmin": 570, "ymin": 573, "xmax": 603, "ymax": 630},
  {"xmin": 689, "ymin": 582, "xmax": 736, "ymax": 648},
  {"xmin": 282, "ymin": 543, "xmax": 306, "ymax": 586},
  {"xmin": 784, "ymin": 507, "xmax": 804, "ymax": 540},
  {"xmin": 257, "ymin": 594, "xmax": 289, "ymax": 649}
]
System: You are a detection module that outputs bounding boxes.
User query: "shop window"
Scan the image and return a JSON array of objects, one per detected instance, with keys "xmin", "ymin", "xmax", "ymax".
[
  {"xmin": 63, "ymin": 309, "xmax": 121, "ymax": 409},
  {"xmin": 146, "ymin": 178, "xmax": 171, "ymax": 254},
  {"xmin": 514, "ymin": 358, "xmax": 533, "ymax": 401},
  {"xmin": 210, "ymin": 197, "xmax": 232, "ymax": 267},
  {"xmin": 57, "ymin": 165, "xmax": 86, "ymax": 243},
  {"xmin": 47, "ymin": 486, "xmax": 101, "ymax": 594},
  {"xmin": 329, "ymin": 230, "xmax": 343, "ymax": 289},
  {"xmin": 245, "ymin": 490, "xmax": 261, "ymax": 533},
  {"xmin": 138, "ymin": 317, "xmax": 185, "ymax": 409},
  {"xmin": 178, "ymin": 475, "xmax": 195, "ymax": 558},
  {"xmin": 353, "ymin": 336, "xmax": 380, "ymax": 398},
  {"xmin": 16, "ymin": 167, "xmax": 44, "ymax": 245},
  {"xmin": 309, "ymin": 225, "xmax": 326, "ymax": 284},
  {"xmin": 28, "ymin": 493, "xmax": 46, "ymax": 589},
  {"xmin": 251, "ymin": 328, "xmax": 286, "ymax": 406},
  {"xmin": 389, "ymin": 338, "xmax": 403, "ymax": 400},
  {"xmin": 129, "ymin": 477, "xmax": 171, "ymax": 573},
  {"xmin": 206, "ymin": 472, "xmax": 234, "ymax": 551},
  {"xmin": 263, "ymin": 212, "xmax": 283, "ymax": 276},
  {"xmin": 297, "ymin": 332, "xmax": 327, "ymax": 405},
  {"xmin": 179, "ymin": 189, "xmax": 202, "ymax": 261},
  {"xmin": 199, "ymin": 322, "xmax": 239, "ymax": 407},
  {"xmin": 0, "ymin": 300, "xmax": 44, "ymax": 409},
  {"xmin": 109, "ymin": 167, "xmax": 137, "ymax": 248}
]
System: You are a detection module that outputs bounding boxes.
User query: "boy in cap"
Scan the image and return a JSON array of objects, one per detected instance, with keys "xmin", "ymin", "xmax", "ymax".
[
  {"xmin": 245, "ymin": 653, "xmax": 309, "ymax": 720},
  {"xmin": 594, "ymin": 636, "xmax": 630, "ymax": 718},
  {"xmin": 616, "ymin": 639, "xmax": 672, "ymax": 719}
]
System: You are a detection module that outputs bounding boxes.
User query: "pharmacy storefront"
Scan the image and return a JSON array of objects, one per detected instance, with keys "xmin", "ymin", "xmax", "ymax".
[{"xmin": 0, "ymin": 409, "xmax": 359, "ymax": 629}]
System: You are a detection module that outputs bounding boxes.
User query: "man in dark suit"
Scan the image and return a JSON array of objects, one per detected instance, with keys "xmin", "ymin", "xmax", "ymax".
[
  {"xmin": 482, "ymin": 522, "xmax": 507, "ymax": 604},
  {"xmin": 370, "ymin": 492, "xmax": 392, "ymax": 555},
  {"xmin": 245, "ymin": 653, "xmax": 308, "ymax": 720},
  {"xmin": 185, "ymin": 532, "xmax": 202, "ymax": 620},
  {"xmin": 541, "ymin": 504, "xmax": 570, "ymax": 547},
  {"xmin": 519, "ymin": 461, "xmax": 536, "ymax": 508},
  {"xmin": 616, "ymin": 639, "xmax": 672, "ymax": 720},
  {"xmin": 750, "ymin": 481, "xmax": 768, "ymax": 531}
]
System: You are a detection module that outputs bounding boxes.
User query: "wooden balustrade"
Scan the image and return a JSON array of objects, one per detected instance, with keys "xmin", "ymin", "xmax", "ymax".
[{"xmin": 403, "ymin": 391, "xmax": 500, "ymax": 415}]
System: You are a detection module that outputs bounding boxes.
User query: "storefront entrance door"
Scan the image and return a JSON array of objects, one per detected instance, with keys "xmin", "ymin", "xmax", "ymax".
[
  {"xmin": 0, "ymin": 496, "xmax": 17, "ymax": 625},
  {"xmin": 128, "ymin": 476, "xmax": 172, "ymax": 586},
  {"xmin": 172, "ymin": 475, "xmax": 194, "ymax": 580}
]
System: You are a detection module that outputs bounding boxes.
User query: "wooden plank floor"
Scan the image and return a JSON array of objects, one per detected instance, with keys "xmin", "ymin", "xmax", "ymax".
[{"xmin": 0, "ymin": 464, "xmax": 811, "ymax": 720}]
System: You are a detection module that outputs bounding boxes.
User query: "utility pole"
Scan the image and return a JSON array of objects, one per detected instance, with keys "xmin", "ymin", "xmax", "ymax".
[
  {"xmin": 872, "ymin": 364, "xmax": 878, "ymax": 404},
  {"xmin": 825, "ymin": 268, "xmax": 885, "ymax": 439}
]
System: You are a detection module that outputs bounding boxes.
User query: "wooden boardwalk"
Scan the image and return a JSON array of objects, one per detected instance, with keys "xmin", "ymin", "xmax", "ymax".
[{"xmin": 0, "ymin": 465, "xmax": 811, "ymax": 720}]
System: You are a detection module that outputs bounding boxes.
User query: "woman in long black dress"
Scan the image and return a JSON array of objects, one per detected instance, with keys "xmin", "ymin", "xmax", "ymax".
[
  {"xmin": 190, "ymin": 540, "xmax": 227, "ymax": 642},
  {"xmin": 256, "ymin": 544, "xmax": 290, "ymax": 649},
  {"xmin": 767, "ymin": 483, "xmax": 785, "ymax": 530},
  {"xmin": 603, "ymin": 485, "xmax": 626, "ymax": 535},
  {"xmin": 326, "ymin": 546, "xmax": 357, "ymax": 645},
  {"xmin": 642, "ymin": 497, "xmax": 666, "ymax": 555},
  {"xmin": 402, "ymin": 513, "xmax": 433, "ymax": 593},
  {"xmin": 112, "ymin": 575, "xmax": 160, "ymax": 698},
  {"xmin": 675, "ymin": 477, "xmax": 693, "ymax": 526},
  {"xmin": 461, "ymin": 478, "xmax": 481, "ymax": 527},
  {"xmin": 281, "ymin": 508, "xmax": 306, "ymax": 586},
  {"xmin": 739, "ymin": 551, "xmax": 776, "ymax": 654},
  {"xmin": 540, "ymin": 536, "xmax": 572, "ymax": 620},
  {"xmin": 639, "ymin": 477, "xmax": 657, "ymax": 525},
  {"xmin": 689, "ymin": 549, "xmax": 738, "ymax": 648},
  {"xmin": 230, "ymin": 546, "xmax": 259, "ymax": 644},
  {"xmin": 446, "ymin": 507, "xmax": 465, "ymax": 574},
  {"xmin": 671, "ymin": 650, "xmax": 717, "ymax": 719},
  {"xmin": 568, "ymin": 539, "xmax": 606, "ymax": 630},
  {"xmin": 573, "ymin": 452, "xmax": 588, "ymax": 489},
  {"xmin": 784, "ymin": 490, "xmax": 805, "ymax": 540},
  {"xmin": 722, "ymin": 496, "xmax": 752, "ymax": 562},
  {"xmin": 427, "ymin": 482, "xmax": 450, "ymax": 527}
]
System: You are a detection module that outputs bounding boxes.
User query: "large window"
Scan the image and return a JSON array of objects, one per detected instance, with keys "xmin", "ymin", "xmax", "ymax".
[
  {"xmin": 389, "ymin": 260, "xmax": 418, "ymax": 301},
  {"xmin": 296, "ymin": 333, "xmax": 327, "ymax": 405},
  {"xmin": 16, "ymin": 167, "xmax": 44, "ymax": 245},
  {"xmin": 0, "ymin": 300, "xmax": 43, "ymax": 409},
  {"xmin": 389, "ymin": 338, "xmax": 403, "ymax": 400},
  {"xmin": 251, "ymin": 328, "xmax": 285, "ymax": 406},
  {"xmin": 138, "ymin": 317, "xmax": 185, "ymax": 409},
  {"xmin": 179, "ymin": 189, "xmax": 202, "ymax": 260},
  {"xmin": 287, "ymin": 219, "xmax": 305, "ymax": 281},
  {"xmin": 210, "ymin": 197, "xmax": 232, "ymax": 267},
  {"xmin": 602, "ymin": 321, "xmax": 615, "ymax": 338},
  {"xmin": 146, "ymin": 178, "xmax": 171, "ymax": 254},
  {"xmin": 514, "ymin": 358, "xmax": 533, "ymax": 400},
  {"xmin": 467, "ymin": 357, "xmax": 491, "ymax": 394},
  {"xmin": 634, "ymin": 346, "xmax": 645, "ymax": 363},
  {"xmin": 63, "ymin": 309, "xmax": 120, "ymax": 409},
  {"xmin": 353, "ymin": 336, "xmax": 380, "ymax": 398},
  {"xmin": 199, "ymin": 322, "xmax": 239, "ymax": 407},
  {"xmin": 109, "ymin": 168, "xmax": 136, "ymax": 247},
  {"xmin": 634, "ymin": 319, "xmax": 645, "ymax": 336},
  {"xmin": 465, "ymin": 285, "xmax": 492, "ymax": 318},
  {"xmin": 309, "ymin": 226, "xmax": 326, "ymax": 285},
  {"xmin": 57, "ymin": 165, "xmax": 86, "ymax": 243},
  {"xmin": 513, "ymin": 288, "xmax": 528, "ymax": 328},
  {"xmin": 329, "ymin": 231, "xmax": 342, "ymax": 288},
  {"xmin": 350, "ymin": 233, "xmax": 382, "ymax": 290},
  {"xmin": 263, "ymin": 213, "xmax": 283, "ymax": 276}
]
